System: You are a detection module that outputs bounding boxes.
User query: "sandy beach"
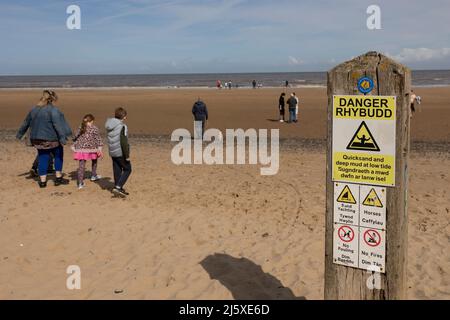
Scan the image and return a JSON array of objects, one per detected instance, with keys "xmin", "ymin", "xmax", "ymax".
[
  {"xmin": 0, "ymin": 87, "xmax": 449, "ymax": 299},
  {"xmin": 0, "ymin": 87, "xmax": 449, "ymax": 142}
]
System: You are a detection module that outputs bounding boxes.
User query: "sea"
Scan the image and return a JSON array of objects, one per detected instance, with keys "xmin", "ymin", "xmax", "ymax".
[{"xmin": 0, "ymin": 70, "xmax": 449, "ymax": 89}]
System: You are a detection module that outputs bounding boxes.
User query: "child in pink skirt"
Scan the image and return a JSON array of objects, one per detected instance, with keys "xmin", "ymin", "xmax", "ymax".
[{"xmin": 72, "ymin": 114, "xmax": 103, "ymax": 189}]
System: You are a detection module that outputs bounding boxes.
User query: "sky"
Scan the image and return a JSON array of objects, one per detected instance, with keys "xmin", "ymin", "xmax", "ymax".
[{"xmin": 0, "ymin": 0, "xmax": 449, "ymax": 75}]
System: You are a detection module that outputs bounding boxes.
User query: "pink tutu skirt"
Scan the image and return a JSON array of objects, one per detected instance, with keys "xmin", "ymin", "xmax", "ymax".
[{"xmin": 73, "ymin": 152, "xmax": 99, "ymax": 161}]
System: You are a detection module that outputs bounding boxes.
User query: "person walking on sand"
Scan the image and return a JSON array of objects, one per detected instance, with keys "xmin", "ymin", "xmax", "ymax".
[
  {"xmin": 216, "ymin": 80, "xmax": 222, "ymax": 89},
  {"xmin": 410, "ymin": 90, "xmax": 422, "ymax": 116},
  {"xmin": 192, "ymin": 98, "xmax": 209, "ymax": 139},
  {"xmin": 252, "ymin": 80, "xmax": 257, "ymax": 89},
  {"xmin": 294, "ymin": 92, "xmax": 299, "ymax": 122},
  {"xmin": 278, "ymin": 93, "xmax": 286, "ymax": 122},
  {"xmin": 16, "ymin": 90, "xmax": 72, "ymax": 188},
  {"xmin": 105, "ymin": 107, "xmax": 132, "ymax": 197},
  {"xmin": 410, "ymin": 90, "xmax": 417, "ymax": 115},
  {"xmin": 287, "ymin": 93, "xmax": 297, "ymax": 123},
  {"xmin": 72, "ymin": 114, "xmax": 104, "ymax": 189}
]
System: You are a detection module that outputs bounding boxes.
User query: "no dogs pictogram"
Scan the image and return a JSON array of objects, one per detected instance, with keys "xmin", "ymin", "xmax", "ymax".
[
  {"xmin": 363, "ymin": 229, "xmax": 381, "ymax": 247},
  {"xmin": 338, "ymin": 225, "xmax": 355, "ymax": 242}
]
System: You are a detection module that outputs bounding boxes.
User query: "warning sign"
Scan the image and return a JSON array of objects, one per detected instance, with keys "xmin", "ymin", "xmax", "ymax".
[
  {"xmin": 334, "ymin": 183, "xmax": 359, "ymax": 226},
  {"xmin": 360, "ymin": 185, "xmax": 386, "ymax": 229},
  {"xmin": 332, "ymin": 95, "xmax": 396, "ymax": 187},
  {"xmin": 363, "ymin": 188, "xmax": 383, "ymax": 208},
  {"xmin": 333, "ymin": 95, "xmax": 395, "ymax": 120},
  {"xmin": 337, "ymin": 185, "xmax": 357, "ymax": 204},
  {"xmin": 346, "ymin": 121, "xmax": 380, "ymax": 152},
  {"xmin": 333, "ymin": 223, "xmax": 358, "ymax": 268},
  {"xmin": 333, "ymin": 183, "xmax": 386, "ymax": 272},
  {"xmin": 359, "ymin": 227, "xmax": 385, "ymax": 272}
]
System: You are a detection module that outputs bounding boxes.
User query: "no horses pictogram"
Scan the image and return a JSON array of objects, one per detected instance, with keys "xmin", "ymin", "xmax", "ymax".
[
  {"xmin": 338, "ymin": 225, "xmax": 355, "ymax": 242},
  {"xmin": 363, "ymin": 229, "xmax": 381, "ymax": 247}
]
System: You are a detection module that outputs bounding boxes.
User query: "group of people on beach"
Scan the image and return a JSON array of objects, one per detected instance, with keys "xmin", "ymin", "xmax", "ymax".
[
  {"xmin": 216, "ymin": 79, "xmax": 266, "ymax": 89},
  {"xmin": 16, "ymin": 90, "xmax": 132, "ymax": 197},
  {"xmin": 278, "ymin": 92, "xmax": 300, "ymax": 123},
  {"xmin": 216, "ymin": 80, "xmax": 236, "ymax": 89}
]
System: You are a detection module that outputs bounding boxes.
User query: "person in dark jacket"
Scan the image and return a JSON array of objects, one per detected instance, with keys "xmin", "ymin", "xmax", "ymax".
[
  {"xmin": 105, "ymin": 107, "xmax": 131, "ymax": 197},
  {"xmin": 192, "ymin": 99, "xmax": 209, "ymax": 139},
  {"xmin": 278, "ymin": 93, "xmax": 286, "ymax": 122},
  {"xmin": 16, "ymin": 90, "xmax": 72, "ymax": 188}
]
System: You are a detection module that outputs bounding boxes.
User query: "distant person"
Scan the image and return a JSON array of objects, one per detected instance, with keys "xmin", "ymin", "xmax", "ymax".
[
  {"xmin": 294, "ymin": 92, "xmax": 299, "ymax": 121},
  {"xmin": 285, "ymin": 80, "xmax": 289, "ymax": 88},
  {"xmin": 72, "ymin": 114, "xmax": 104, "ymax": 189},
  {"xmin": 410, "ymin": 90, "xmax": 422, "ymax": 116},
  {"xmin": 16, "ymin": 90, "xmax": 72, "ymax": 188},
  {"xmin": 192, "ymin": 98, "xmax": 209, "ymax": 139},
  {"xmin": 252, "ymin": 80, "xmax": 257, "ymax": 89},
  {"xmin": 278, "ymin": 93, "xmax": 286, "ymax": 122},
  {"xmin": 216, "ymin": 80, "xmax": 222, "ymax": 89},
  {"xmin": 287, "ymin": 93, "xmax": 297, "ymax": 123},
  {"xmin": 228, "ymin": 81, "xmax": 232, "ymax": 90},
  {"xmin": 105, "ymin": 107, "xmax": 131, "ymax": 197}
]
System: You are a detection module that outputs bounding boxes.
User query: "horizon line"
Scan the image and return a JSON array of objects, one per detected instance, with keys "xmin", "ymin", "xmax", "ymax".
[{"xmin": 1, "ymin": 68, "xmax": 449, "ymax": 77}]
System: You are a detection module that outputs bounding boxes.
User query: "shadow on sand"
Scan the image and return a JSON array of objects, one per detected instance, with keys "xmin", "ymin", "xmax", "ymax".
[
  {"xmin": 200, "ymin": 253, "xmax": 305, "ymax": 300},
  {"xmin": 266, "ymin": 119, "xmax": 282, "ymax": 122},
  {"xmin": 68, "ymin": 170, "xmax": 115, "ymax": 191}
]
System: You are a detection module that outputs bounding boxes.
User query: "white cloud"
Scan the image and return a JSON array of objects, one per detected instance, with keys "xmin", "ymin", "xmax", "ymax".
[
  {"xmin": 388, "ymin": 48, "xmax": 450, "ymax": 63},
  {"xmin": 288, "ymin": 56, "xmax": 304, "ymax": 65}
]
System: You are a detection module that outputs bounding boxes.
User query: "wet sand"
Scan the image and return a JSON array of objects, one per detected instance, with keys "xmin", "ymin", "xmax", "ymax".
[{"xmin": 0, "ymin": 87, "xmax": 449, "ymax": 142}]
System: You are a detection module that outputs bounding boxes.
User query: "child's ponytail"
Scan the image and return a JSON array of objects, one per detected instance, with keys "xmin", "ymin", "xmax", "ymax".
[{"xmin": 78, "ymin": 114, "xmax": 95, "ymax": 137}]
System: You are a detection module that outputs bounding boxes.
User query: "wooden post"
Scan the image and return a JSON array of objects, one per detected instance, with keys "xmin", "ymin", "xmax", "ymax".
[{"xmin": 324, "ymin": 51, "xmax": 411, "ymax": 299}]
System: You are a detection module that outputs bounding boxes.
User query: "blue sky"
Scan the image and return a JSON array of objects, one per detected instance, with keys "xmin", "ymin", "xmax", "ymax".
[{"xmin": 0, "ymin": 0, "xmax": 449, "ymax": 75}]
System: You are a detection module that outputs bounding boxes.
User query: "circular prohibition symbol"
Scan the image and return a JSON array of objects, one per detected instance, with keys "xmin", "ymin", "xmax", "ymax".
[
  {"xmin": 363, "ymin": 229, "xmax": 382, "ymax": 247},
  {"xmin": 338, "ymin": 225, "xmax": 354, "ymax": 242}
]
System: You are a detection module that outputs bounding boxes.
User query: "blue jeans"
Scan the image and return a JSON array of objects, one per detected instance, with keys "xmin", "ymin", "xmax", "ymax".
[
  {"xmin": 289, "ymin": 109, "xmax": 296, "ymax": 122},
  {"xmin": 37, "ymin": 145, "xmax": 63, "ymax": 176}
]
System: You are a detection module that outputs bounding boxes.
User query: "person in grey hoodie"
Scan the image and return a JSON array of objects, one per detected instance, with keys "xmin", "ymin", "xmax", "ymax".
[{"xmin": 105, "ymin": 107, "xmax": 131, "ymax": 196}]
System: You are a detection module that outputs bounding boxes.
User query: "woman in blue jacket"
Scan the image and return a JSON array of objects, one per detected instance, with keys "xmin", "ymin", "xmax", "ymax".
[{"xmin": 17, "ymin": 90, "xmax": 72, "ymax": 188}]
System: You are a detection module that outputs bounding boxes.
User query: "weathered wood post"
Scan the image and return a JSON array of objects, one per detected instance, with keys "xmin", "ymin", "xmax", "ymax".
[{"xmin": 325, "ymin": 51, "xmax": 411, "ymax": 299}]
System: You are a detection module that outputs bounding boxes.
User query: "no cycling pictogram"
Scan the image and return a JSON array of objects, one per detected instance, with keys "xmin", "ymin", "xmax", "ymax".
[
  {"xmin": 338, "ymin": 225, "xmax": 354, "ymax": 242},
  {"xmin": 363, "ymin": 229, "xmax": 381, "ymax": 247}
]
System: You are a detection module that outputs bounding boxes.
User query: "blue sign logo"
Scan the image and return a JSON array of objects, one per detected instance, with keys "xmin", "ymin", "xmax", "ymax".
[{"xmin": 358, "ymin": 77, "xmax": 374, "ymax": 94}]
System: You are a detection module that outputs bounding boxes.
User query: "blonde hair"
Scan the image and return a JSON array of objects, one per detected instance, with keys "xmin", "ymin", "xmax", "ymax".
[{"xmin": 37, "ymin": 90, "xmax": 58, "ymax": 107}]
